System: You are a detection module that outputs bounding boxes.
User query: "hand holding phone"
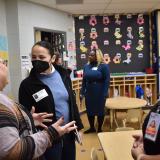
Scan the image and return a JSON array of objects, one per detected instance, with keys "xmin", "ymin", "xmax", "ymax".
[{"xmin": 74, "ymin": 124, "xmax": 83, "ymax": 145}]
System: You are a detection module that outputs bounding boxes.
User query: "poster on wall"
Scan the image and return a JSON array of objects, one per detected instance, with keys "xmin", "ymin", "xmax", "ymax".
[
  {"xmin": 0, "ymin": 35, "xmax": 9, "ymax": 66},
  {"xmin": 21, "ymin": 55, "xmax": 30, "ymax": 70},
  {"xmin": 74, "ymin": 14, "xmax": 150, "ymax": 73},
  {"xmin": 0, "ymin": 51, "xmax": 9, "ymax": 66},
  {"xmin": 67, "ymin": 40, "xmax": 77, "ymax": 69}
]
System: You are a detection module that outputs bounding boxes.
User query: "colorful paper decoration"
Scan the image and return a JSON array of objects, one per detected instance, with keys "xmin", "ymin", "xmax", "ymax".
[
  {"xmin": 81, "ymin": 54, "xmax": 86, "ymax": 59},
  {"xmin": 136, "ymin": 40, "xmax": 144, "ymax": 51},
  {"xmin": 114, "ymin": 28, "xmax": 122, "ymax": 39},
  {"xmin": 103, "ymin": 16, "xmax": 110, "ymax": 25},
  {"xmin": 113, "ymin": 53, "xmax": 121, "ymax": 64},
  {"xmin": 104, "ymin": 27, "xmax": 109, "ymax": 32},
  {"xmin": 89, "ymin": 15, "xmax": 97, "ymax": 26},
  {"xmin": 127, "ymin": 27, "xmax": 133, "ymax": 39},
  {"xmin": 123, "ymin": 53, "xmax": 132, "ymax": 64},
  {"xmin": 104, "ymin": 40, "xmax": 109, "ymax": 45},
  {"xmin": 115, "ymin": 40, "xmax": 121, "ymax": 45},
  {"xmin": 122, "ymin": 40, "xmax": 132, "ymax": 51},
  {"xmin": 103, "ymin": 53, "xmax": 111, "ymax": 64},
  {"xmin": 91, "ymin": 41, "xmax": 98, "ymax": 50},
  {"xmin": 90, "ymin": 28, "xmax": 98, "ymax": 39},
  {"xmin": 126, "ymin": 14, "xmax": 132, "ymax": 19},
  {"xmin": 80, "ymin": 41, "xmax": 87, "ymax": 53},
  {"xmin": 79, "ymin": 28, "xmax": 85, "ymax": 41},
  {"xmin": 138, "ymin": 53, "xmax": 143, "ymax": 58},
  {"xmin": 139, "ymin": 27, "xmax": 145, "ymax": 38},
  {"xmin": 68, "ymin": 41, "xmax": 75, "ymax": 51},
  {"xmin": 137, "ymin": 14, "xmax": 144, "ymax": 25},
  {"xmin": 115, "ymin": 14, "xmax": 122, "ymax": 25}
]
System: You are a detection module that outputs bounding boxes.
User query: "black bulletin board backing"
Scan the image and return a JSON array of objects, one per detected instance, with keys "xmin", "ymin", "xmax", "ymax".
[{"xmin": 74, "ymin": 14, "xmax": 150, "ymax": 73}]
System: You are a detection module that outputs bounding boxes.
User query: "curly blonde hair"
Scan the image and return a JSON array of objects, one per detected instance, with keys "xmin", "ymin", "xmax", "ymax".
[{"xmin": 96, "ymin": 49, "xmax": 104, "ymax": 65}]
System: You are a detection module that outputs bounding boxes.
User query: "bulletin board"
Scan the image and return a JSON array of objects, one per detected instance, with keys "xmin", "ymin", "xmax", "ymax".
[{"xmin": 74, "ymin": 14, "xmax": 150, "ymax": 73}]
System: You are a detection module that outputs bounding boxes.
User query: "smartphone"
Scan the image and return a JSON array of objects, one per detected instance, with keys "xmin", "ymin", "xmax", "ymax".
[{"xmin": 74, "ymin": 124, "xmax": 82, "ymax": 145}]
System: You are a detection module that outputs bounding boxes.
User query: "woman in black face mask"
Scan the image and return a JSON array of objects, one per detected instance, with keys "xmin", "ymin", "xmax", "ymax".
[
  {"xmin": 31, "ymin": 42, "xmax": 55, "ymax": 74},
  {"xmin": 19, "ymin": 41, "xmax": 83, "ymax": 160}
]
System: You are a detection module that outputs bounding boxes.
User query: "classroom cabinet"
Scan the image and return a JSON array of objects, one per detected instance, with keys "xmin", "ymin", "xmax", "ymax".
[
  {"xmin": 71, "ymin": 78, "xmax": 85, "ymax": 113},
  {"xmin": 109, "ymin": 74, "xmax": 157, "ymax": 105}
]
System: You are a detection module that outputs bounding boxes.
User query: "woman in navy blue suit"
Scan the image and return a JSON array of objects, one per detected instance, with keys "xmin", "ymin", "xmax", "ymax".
[{"xmin": 80, "ymin": 49, "xmax": 110, "ymax": 133}]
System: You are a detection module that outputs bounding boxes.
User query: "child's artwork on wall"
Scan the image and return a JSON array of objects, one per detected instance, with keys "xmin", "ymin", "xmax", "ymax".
[{"xmin": 75, "ymin": 14, "xmax": 150, "ymax": 73}]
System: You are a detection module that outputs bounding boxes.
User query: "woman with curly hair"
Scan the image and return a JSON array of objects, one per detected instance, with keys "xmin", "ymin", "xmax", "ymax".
[{"xmin": 80, "ymin": 49, "xmax": 110, "ymax": 133}]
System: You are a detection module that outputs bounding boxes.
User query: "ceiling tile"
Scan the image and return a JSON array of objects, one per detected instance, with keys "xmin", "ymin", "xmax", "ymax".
[
  {"xmin": 83, "ymin": 0, "xmax": 110, "ymax": 3},
  {"xmin": 57, "ymin": 4, "xmax": 107, "ymax": 10},
  {"xmin": 56, "ymin": 0, "xmax": 83, "ymax": 4},
  {"xmin": 103, "ymin": 9, "xmax": 152, "ymax": 14},
  {"xmin": 107, "ymin": 2, "xmax": 156, "ymax": 9},
  {"xmin": 152, "ymin": 2, "xmax": 160, "ymax": 9},
  {"xmin": 27, "ymin": 0, "xmax": 160, "ymax": 14},
  {"xmin": 71, "ymin": 9, "xmax": 104, "ymax": 14},
  {"xmin": 28, "ymin": 0, "xmax": 56, "ymax": 6},
  {"xmin": 111, "ymin": 0, "xmax": 160, "ymax": 2}
]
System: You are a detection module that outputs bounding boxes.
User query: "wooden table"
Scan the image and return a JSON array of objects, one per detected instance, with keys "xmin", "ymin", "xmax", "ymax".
[
  {"xmin": 98, "ymin": 130, "xmax": 142, "ymax": 160},
  {"xmin": 106, "ymin": 97, "xmax": 147, "ymax": 130}
]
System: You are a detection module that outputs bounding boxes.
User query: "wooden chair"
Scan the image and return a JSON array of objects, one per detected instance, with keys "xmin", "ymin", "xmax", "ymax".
[
  {"xmin": 125, "ymin": 109, "xmax": 143, "ymax": 129},
  {"xmin": 115, "ymin": 119, "xmax": 134, "ymax": 131},
  {"xmin": 91, "ymin": 148, "xmax": 99, "ymax": 160}
]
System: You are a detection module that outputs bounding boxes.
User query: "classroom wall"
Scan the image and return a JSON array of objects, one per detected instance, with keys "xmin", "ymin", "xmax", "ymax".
[
  {"xmin": 17, "ymin": 0, "xmax": 75, "ymax": 77},
  {"xmin": 5, "ymin": 0, "xmax": 22, "ymax": 100},
  {"xmin": 3, "ymin": 0, "xmax": 75, "ymax": 100},
  {"xmin": 0, "ymin": 0, "xmax": 11, "ymax": 95},
  {"xmin": 0, "ymin": 0, "xmax": 7, "ymax": 34}
]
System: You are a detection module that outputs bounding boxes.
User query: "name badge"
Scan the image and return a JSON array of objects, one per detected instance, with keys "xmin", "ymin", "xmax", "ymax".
[
  {"xmin": 144, "ymin": 112, "xmax": 160, "ymax": 142},
  {"xmin": 32, "ymin": 89, "xmax": 48, "ymax": 102},
  {"xmin": 92, "ymin": 67, "xmax": 98, "ymax": 70}
]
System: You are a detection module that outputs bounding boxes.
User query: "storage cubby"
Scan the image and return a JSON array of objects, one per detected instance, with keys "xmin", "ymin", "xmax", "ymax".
[
  {"xmin": 71, "ymin": 74, "xmax": 157, "ymax": 113},
  {"xmin": 71, "ymin": 78, "xmax": 85, "ymax": 113},
  {"xmin": 110, "ymin": 74, "xmax": 157, "ymax": 105}
]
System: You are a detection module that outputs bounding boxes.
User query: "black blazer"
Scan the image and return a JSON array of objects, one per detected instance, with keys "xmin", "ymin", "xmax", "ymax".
[{"xmin": 19, "ymin": 64, "xmax": 83, "ymax": 131}]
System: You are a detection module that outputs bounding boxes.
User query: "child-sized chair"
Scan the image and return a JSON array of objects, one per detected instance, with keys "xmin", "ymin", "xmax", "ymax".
[
  {"xmin": 91, "ymin": 148, "xmax": 99, "ymax": 160},
  {"xmin": 115, "ymin": 119, "xmax": 134, "ymax": 131}
]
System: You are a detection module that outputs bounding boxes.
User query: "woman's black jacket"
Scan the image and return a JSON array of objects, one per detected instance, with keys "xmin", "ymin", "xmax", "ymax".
[{"xmin": 19, "ymin": 64, "xmax": 83, "ymax": 131}]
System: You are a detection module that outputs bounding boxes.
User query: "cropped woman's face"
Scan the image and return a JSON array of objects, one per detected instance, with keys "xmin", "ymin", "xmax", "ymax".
[
  {"xmin": 31, "ymin": 45, "xmax": 52, "ymax": 62},
  {"xmin": 88, "ymin": 50, "xmax": 97, "ymax": 63},
  {"xmin": 0, "ymin": 62, "xmax": 8, "ymax": 91},
  {"xmin": 31, "ymin": 45, "xmax": 55, "ymax": 74}
]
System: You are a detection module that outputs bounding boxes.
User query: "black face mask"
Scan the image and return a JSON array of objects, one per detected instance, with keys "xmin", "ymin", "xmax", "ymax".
[{"xmin": 32, "ymin": 60, "xmax": 50, "ymax": 73}]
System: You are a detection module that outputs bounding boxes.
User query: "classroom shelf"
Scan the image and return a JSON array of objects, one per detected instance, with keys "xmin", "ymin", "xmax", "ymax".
[{"xmin": 71, "ymin": 74, "xmax": 157, "ymax": 113}]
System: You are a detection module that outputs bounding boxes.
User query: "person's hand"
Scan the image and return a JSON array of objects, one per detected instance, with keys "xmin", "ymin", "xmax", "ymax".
[
  {"xmin": 132, "ymin": 134, "xmax": 143, "ymax": 148},
  {"xmin": 31, "ymin": 106, "xmax": 53, "ymax": 129},
  {"xmin": 131, "ymin": 143, "xmax": 144, "ymax": 160},
  {"xmin": 52, "ymin": 117, "xmax": 77, "ymax": 136}
]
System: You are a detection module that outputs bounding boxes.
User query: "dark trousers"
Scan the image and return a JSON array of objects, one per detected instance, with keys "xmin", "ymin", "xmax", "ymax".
[
  {"xmin": 44, "ymin": 133, "xmax": 75, "ymax": 160},
  {"xmin": 87, "ymin": 114, "xmax": 104, "ymax": 130}
]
